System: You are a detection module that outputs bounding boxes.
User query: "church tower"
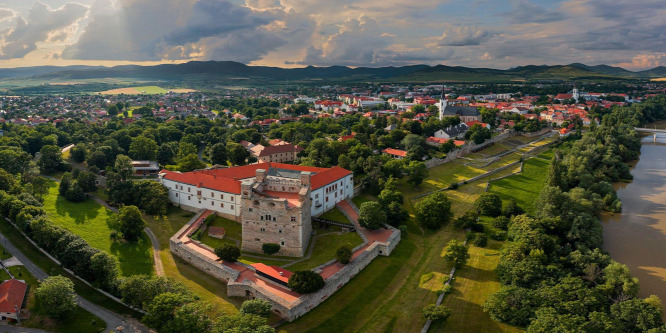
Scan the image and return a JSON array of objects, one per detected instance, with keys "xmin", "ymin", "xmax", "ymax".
[
  {"xmin": 438, "ymin": 87, "xmax": 448, "ymax": 120},
  {"xmin": 572, "ymin": 83, "xmax": 580, "ymax": 103}
]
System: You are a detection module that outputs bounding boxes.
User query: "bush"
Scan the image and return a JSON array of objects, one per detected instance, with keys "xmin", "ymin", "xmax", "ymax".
[
  {"xmin": 422, "ymin": 304, "xmax": 452, "ymax": 322},
  {"xmin": 287, "ymin": 271, "xmax": 325, "ymax": 293},
  {"xmin": 204, "ymin": 214, "xmax": 216, "ymax": 226},
  {"xmin": 399, "ymin": 225, "xmax": 408, "ymax": 237},
  {"xmin": 336, "ymin": 246, "xmax": 352, "ymax": 264},
  {"xmin": 215, "ymin": 244, "xmax": 240, "ymax": 262},
  {"xmin": 490, "ymin": 230, "xmax": 507, "ymax": 241},
  {"xmin": 240, "ymin": 299, "xmax": 272, "ymax": 318},
  {"xmin": 492, "ymin": 216, "xmax": 511, "ymax": 230},
  {"xmin": 503, "ymin": 199, "xmax": 525, "ymax": 217},
  {"xmin": 474, "ymin": 234, "xmax": 488, "ymax": 247},
  {"xmin": 262, "ymin": 243, "xmax": 280, "ymax": 255},
  {"xmin": 474, "ymin": 193, "xmax": 503, "ymax": 217}
]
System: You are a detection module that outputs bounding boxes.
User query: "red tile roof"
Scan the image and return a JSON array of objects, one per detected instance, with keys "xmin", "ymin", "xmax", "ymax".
[
  {"xmin": 0, "ymin": 279, "xmax": 27, "ymax": 313},
  {"xmin": 256, "ymin": 144, "xmax": 303, "ymax": 157},
  {"xmin": 251, "ymin": 263, "xmax": 293, "ymax": 284},
  {"xmin": 161, "ymin": 162, "xmax": 352, "ymax": 194},
  {"xmin": 382, "ymin": 148, "xmax": 408, "ymax": 157}
]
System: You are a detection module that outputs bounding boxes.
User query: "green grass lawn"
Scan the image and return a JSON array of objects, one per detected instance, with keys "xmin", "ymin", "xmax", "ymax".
[
  {"xmin": 286, "ymin": 231, "xmax": 363, "ymax": 272},
  {"xmin": 198, "ymin": 215, "xmax": 242, "ymax": 249},
  {"xmin": 0, "ymin": 219, "xmax": 142, "ymax": 318},
  {"xmin": 320, "ymin": 207, "xmax": 352, "ymax": 225},
  {"xmin": 352, "ymin": 193, "xmax": 376, "ymax": 208},
  {"xmin": 42, "ymin": 181, "xmax": 153, "ymax": 276},
  {"xmin": 489, "ymin": 158, "xmax": 550, "ymax": 215}
]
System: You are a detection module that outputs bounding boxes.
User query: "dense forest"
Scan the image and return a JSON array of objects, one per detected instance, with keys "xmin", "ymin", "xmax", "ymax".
[{"xmin": 484, "ymin": 96, "xmax": 666, "ymax": 332}]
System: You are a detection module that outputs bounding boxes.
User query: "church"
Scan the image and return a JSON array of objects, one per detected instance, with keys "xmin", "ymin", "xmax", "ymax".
[{"xmin": 437, "ymin": 90, "xmax": 482, "ymax": 122}]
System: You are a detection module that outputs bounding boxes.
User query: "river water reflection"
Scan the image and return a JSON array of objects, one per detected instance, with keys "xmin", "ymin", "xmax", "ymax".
[{"xmin": 602, "ymin": 133, "xmax": 666, "ymax": 310}]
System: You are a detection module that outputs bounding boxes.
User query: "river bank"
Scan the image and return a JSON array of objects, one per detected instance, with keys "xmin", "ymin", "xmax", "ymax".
[{"xmin": 602, "ymin": 132, "xmax": 666, "ymax": 313}]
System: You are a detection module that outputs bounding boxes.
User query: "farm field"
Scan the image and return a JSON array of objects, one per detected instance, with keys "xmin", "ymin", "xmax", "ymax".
[
  {"xmin": 98, "ymin": 85, "xmax": 169, "ymax": 95},
  {"xmin": 42, "ymin": 181, "xmax": 154, "ymax": 276}
]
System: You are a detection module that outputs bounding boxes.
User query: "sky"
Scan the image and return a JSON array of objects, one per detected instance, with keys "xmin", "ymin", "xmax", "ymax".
[{"xmin": 0, "ymin": 0, "xmax": 664, "ymax": 70}]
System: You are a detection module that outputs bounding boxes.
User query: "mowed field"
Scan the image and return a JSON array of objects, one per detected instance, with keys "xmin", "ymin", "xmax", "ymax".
[
  {"xmin": 42, "ymin": 181, "xmax": 154, "ymax": 276},
  {"xmin": 489, "ymin": 153, "xmax": 552, "ymax": 215}
]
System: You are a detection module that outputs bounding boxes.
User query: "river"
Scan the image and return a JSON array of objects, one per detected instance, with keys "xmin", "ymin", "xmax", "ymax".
[{"xmin": 602, "ymin": 132, "xmax": 666, "ymax": 310}]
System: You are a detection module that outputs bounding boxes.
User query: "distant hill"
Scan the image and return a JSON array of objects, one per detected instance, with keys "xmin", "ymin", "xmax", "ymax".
[{"xmin": 2, "ymin": 61, "xmax": 663, "ymax": 87}]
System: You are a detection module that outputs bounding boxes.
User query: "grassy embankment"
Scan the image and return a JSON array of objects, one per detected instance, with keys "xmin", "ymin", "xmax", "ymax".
[{"xmin": 42, "ymin": 181, "xmax": 154, "ymax": 276}]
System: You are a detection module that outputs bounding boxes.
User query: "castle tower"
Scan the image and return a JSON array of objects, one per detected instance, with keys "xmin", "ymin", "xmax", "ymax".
[{"xmin": 438, "ymin": 87, "xmax": 448, "ymax": 120}]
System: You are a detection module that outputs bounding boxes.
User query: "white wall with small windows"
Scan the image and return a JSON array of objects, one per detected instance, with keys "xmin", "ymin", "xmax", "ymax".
[
  {"xmin": 163, "ymin": 179, "xmax": 240, "ymax": 217},
  {"xmin": 310, "ymin": 174, "xmax": 354, "ymax": 216}
]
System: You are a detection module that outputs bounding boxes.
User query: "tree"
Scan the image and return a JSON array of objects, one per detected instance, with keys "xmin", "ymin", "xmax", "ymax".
[
  {"xmin": 227, "ymin": 142, "xmax": 250, "ymax": 166},
  {"xmin": 262, "ymin": 243, "xmax": 280, "ymax": 255},
  {"xmin": 135, "ymin": 181, "xmax": 170, "ymax": 215},
  {"xmin": 475, "ymin": 193, "xmax": 503, "ymax": 217},
  {"xmin": 440, "ymin": 139, "xmax": 456, "ymax": 154},
  {"xmin": 118, "ymin": 205, "xmax": 146, "ymax": 242},
  {"xmin": 415, "ymin": 192, "xmax": 453, "ymax": 230},
  {"xmin": 214, "ymin": 244, "xmax": 240, "ymax": 262},
  {"xmin": 336, "ymin": 246, "xmax": 352, "ymax": 264},
  {"xmin": 0, "ymin": 169, "xmax": 19, "ymax": 194},
  {"xmin": 382, "ymin": 159, "xmax": 404, "ymax": 178},
  {"xmin": 288, "ymin": 271, "xmax": 325, "ymax": 293},
  {"xmin": 407, "ymin": 161, "xmax": 429, "ymax": 186},
  {"xmin": 90, "ymin": 251, "xmax": 119, "ymax": 290},
  {"xmin": 213, "ymin": 313, "xmax": 275, "ymax": 333},
  {"xmin": 107, "ymin": 104, "xmax": 119, "ymax": 116},
  {"xmin": 64, "ymin": 180, "xmax": 86, "ymax": 202},
  {"xmin": 143, "ymin": 292, "xmax": 193, "ymax": 332},
  {"xmin": 209, "ymin": 143, "xmax": 228, "ymax": 166},
  {"xmin": 358, "ymin": 201, "xmax": 386, "ymax": 230},
  {"xmin": 503, "ymin": 199, "xmax": 525, "ymax": 217},
  {"xmin": 115, "ymin": 154, "xmax": 135, "ymax": 181},
  {"xmin": 422, "ymin": 304, "xmax": 452, "ymax": 322},
  {"xmin": 38, "ymin": 145, "xmax": 66, "ymax": 173},
  {"xmin": 177, "ymin": 154, "xmax": 206, "ymax": 172},
  {"xmin": 443, "ymin": 239, "xmax": 469, "ymax": 267},
  {"xmin": 129, "ymin": 136, "xmax": 158, "ymax": 161},
  {"xmin": 240, "ymin": 299, "xmax": 272, "ymax": 318},
  {"xmin": 35, "ymin": 275, "xmax": 77, "ymax": 318}
]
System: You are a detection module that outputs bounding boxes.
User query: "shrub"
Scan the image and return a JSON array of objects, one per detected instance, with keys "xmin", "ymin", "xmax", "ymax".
[
  {"xmin": 262, "ymin": 243, "xmax": 280, "ymax": 255},
  {"xmin": 240, "ymin": 299, "xmax": 272, "ymax": 318},
  {"xmin": 474, "ymin": 234, "xmax": 488, "ymax": 247},
  {"xmin": 503, "ymin": 199, "xmax": 525, "ymax": 217},
  {"xmin": 204, "ymin": 214, "xmax": 216, "ymax": 226},
  {"xmin": 288, "ymin": 271, "xmax": 325, "ymax": 293},
  {"xmin": 422, "ymin": 304, "xmax": 452, "ymax": 322},
  {"xmin": 474, "ymin": 193, "xmax": 503, "ymax": 217},
  {"xmin": 336, "ymin": 246, "xmax": 352, "ymax": 264},
  {"xmin": 399, "ymin": 225, "xmax": 408, "ymax": 237},
  {"xmin": 215, "ymin": 244, "xmax": 240, "ymax": 262},
  {"xmin": 492, "ymin": 216, "xmax": 511, "ymax": 230}
]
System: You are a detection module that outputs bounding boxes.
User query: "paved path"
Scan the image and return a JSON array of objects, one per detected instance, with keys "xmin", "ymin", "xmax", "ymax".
[
  {"xmin": 0, "ymin": 231, "xmax": 149, "ymax": 333},
  {"xmin": 143, "ymin": 228, "xmax": 164, "ymax": 276}
]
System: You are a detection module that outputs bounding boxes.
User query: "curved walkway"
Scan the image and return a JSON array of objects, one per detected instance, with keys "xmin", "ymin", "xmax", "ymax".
[{"xmin": 0, "ymin": 231, "xmax": 149, "ymax": 333}]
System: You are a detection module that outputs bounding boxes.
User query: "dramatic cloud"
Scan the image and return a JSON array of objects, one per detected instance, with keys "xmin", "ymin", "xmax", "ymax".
[
  {"xmin": 62, "ymin": 0, "xmax": 282, "ymax": 63},
  {"xmin": 0, "ymin": 2, "xmax": 87, "ymax": 59},
  {"xmin": 3, "ymin": 0, "xmax": 666, "ymax": 69},
  {"xmin": 436, "ymin": 25, "xmax": 491, "ymax": 46}
]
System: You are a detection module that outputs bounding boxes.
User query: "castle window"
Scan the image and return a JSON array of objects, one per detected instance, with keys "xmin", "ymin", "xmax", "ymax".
[
  {"xmin": 175, "ymin": 193, "xmax": 178, "ymax": 197},
  {"xmin": 273, "ymin": 217, "xmax": 276, "ymax": 222},
  {"xmin": 315, "ymin": 194, "xmax": 319, "ymax": 198},
  {"xmin": 221, "ymin": 195, "xmax": 224, "ymax": 200},
  {"xmin": 188, "ymin": 188, "xmax": 191, "ymax": 192},
  {"xmin": 260, "ymin": 216, "xmax": 263, "ymax": 220},
  {"xmin": 260, "ymin": 228, "xmax": 266, "ymax": 232},
  {"xmin": 231, "ymin": 197, "xmax": 234, "ymax": 201},
  {"xmin": 211, "ymin": 193, "xmax": 214, "ymax": 198},
  {"xmin": 291, "ymin": 216, "xmax": 296, "ymax": 222},
  {"xmin": 248, "ymin": 208, "xmax": 252, "ymax": 212},
  {"xmin": 231, "ymin": 205, "xmax": 234, "ymax": 209},
  {"xmin": 326, "ymin": 197, "xmax": 329, "ymax": 202},
  {"xmin": 221, "ymin": 203, "xmax": 224, "ymax": 208},
  {"xmin": 255, "ymin": 238, "xmax": 260, "ymax": 241},
  {"xmin": 197, "ymin": 191, "xmax": 201, "ymax": 196},
  {"xmin": 188, "ymin": 196, "xmax": 191, "ymax": 200},
  {"xmin": 279, "ymin": 229, "xmax": 283, "ymax": 233},
  {"xmin": 281, "ymin": 241, "xmax": 285, "ymax": 246},
  {"xmin": 253, "ymin": 200, "xmax": 260, "ymax": 206},
  {"xmin": 211, "ymin": 201, "xmax": 214, "ymax": 206}
]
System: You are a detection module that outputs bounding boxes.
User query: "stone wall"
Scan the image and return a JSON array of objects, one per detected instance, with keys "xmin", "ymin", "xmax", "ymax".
[{"xmin": 426, "ymin": 130, "xmax": 517, "ymax": 168}]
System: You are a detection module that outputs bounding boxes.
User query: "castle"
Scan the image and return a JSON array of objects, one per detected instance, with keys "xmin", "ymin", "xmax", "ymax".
[{"xmin": 159, "ymin": 163, "xmax": 354, "ymax": 257}]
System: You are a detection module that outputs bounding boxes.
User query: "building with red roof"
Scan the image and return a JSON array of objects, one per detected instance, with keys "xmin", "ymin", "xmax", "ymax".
[
  {"xmin": 0, "ymin": 279, "xmax": 27, "ymax": 321},
  {"xmin": 382, "ymin": 148, "xmax": 408, "ymax": 159},
  {"xmin": 160, "ymin": 162, "xmax": 353, "ymax": 223}
]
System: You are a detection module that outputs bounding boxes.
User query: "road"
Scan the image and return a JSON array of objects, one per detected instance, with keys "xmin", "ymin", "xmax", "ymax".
[{"xmin": 0, "ymin": 231, "xmax": 150, "ymax": 333}]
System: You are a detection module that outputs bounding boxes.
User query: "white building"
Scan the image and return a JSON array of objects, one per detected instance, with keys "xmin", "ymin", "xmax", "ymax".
[{"xmin": 159, "ymin": 162, "xmax": 354, "ymax": 219}]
